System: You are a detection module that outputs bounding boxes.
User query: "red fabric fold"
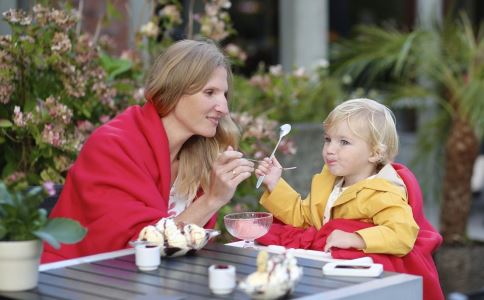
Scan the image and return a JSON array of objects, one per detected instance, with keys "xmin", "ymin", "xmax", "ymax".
[{"xmin": 257, "ymin": 163, "xmax": 444, "ymax": 300}]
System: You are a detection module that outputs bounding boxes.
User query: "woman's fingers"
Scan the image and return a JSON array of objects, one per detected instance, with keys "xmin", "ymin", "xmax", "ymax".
[{"xmin": 215, "ymin": 146, "xmax": 242, "ymax": 165}]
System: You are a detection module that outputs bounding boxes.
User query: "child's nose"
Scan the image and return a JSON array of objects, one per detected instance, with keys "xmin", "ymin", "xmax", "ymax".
[{"xmin": 325, "ymin": 142, "xmax": 336, "ymax": 154}]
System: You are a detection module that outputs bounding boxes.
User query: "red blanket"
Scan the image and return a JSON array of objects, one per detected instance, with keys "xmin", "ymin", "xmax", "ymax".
[
  {"xmin": 41, "ymin": 102, "xmax": 216, "ymax": 263},
  {"xmin": 257, "ymin": 163, "xmax": 444, "ymax": 300}
]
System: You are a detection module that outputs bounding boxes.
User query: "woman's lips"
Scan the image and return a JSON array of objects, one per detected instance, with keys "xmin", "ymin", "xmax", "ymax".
[{"xmin": 207, "ymin": 116, "xmax": 220, "ymax": 126}]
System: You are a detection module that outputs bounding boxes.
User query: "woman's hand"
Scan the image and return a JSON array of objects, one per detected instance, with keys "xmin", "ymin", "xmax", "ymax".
[
  {"xmin": 324, "ymin": 229, "xmax": 366, "ymax": 252},
  {"xmin": 207, "ymin": 146, "xmax": 254, "ymax": 207},
  {"xmin": 254, "ymin": 156, "xmax": 282, "ymax": 192}
]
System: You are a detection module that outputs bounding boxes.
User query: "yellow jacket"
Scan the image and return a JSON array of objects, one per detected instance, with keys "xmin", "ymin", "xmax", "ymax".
[{"xmin": 260, "ymin": 164, "xmax": 419, "ymax": 256}]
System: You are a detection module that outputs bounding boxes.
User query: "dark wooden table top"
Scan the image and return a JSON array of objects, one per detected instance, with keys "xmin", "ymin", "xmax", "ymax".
[{"xmin": 0, "ymin": 243, "xmax": 422, "ymax": 300}]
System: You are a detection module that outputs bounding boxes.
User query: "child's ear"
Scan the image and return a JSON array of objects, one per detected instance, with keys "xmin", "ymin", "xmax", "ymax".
[{"xmin": 368, "ymin": 151, "xmax": 382, "ymax": 163}]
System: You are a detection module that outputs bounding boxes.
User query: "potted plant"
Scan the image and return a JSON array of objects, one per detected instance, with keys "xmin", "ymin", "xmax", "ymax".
[{"xmin": 0, "ymin": 181, "xmax": 87, "ymax": 291}]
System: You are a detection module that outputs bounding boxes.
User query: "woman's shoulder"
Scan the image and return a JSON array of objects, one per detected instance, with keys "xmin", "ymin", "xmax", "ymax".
[{"xmin": 81, "ymin": 104, "xmax": 156, "ymax": 154}]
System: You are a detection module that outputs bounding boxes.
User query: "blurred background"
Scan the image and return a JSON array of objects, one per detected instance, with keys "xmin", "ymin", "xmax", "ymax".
[{"xmin": 0, "ymin": 0, "xmax": 483, "ymax": 296}]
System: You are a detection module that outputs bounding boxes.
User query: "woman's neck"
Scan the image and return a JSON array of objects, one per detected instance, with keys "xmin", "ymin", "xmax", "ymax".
[{"xmin": 161, "ymin": 115, "xmax": 192, "ymax": 163}]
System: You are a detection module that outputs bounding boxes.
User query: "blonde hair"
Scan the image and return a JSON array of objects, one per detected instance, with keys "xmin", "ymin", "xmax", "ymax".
[
  {"xmin": 145, "ymin": 40, "xmax": 239, "ymax": 201},
  {"xmin": 323, "ymin": 98, "xmax": 399, "ymax": 165}
]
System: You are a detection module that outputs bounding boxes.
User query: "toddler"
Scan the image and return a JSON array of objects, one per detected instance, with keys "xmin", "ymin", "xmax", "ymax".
[{"xmin": 255, "ymin": 98, "xmax": 419, "ymax": 256}]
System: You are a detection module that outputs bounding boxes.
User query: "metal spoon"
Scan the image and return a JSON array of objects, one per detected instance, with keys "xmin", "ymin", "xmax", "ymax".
[
  {"xmin": 245, "ymin": 158, "xmax": 297, "ymax": 170},
  {"xmin": 256, "ymin": 124, "xmax": 292, "ymax": 188}
]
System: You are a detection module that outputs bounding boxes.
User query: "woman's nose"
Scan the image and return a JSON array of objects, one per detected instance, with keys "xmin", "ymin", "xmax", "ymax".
[{"xmin": 215, "ymin": 95, "xmax": 229, "ymax": 115}]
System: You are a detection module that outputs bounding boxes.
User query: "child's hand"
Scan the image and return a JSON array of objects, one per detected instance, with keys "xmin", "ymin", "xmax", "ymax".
[
  {"xmin": 254, "ymin": 156, "xmax": 282, "ymax": 192},
  {"xmin": 324, "ymin": 229, "xmax": 366, "ymax": 252}
]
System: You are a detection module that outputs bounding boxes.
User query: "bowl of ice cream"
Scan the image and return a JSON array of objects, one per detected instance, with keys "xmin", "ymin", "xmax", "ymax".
[
  {"xmin": 239, "ymin": 250, "xmax": 303, "ymax": 300},
  {"xmin": 131, "ymin": 218, "xmax": 220, "ymax": 257}
]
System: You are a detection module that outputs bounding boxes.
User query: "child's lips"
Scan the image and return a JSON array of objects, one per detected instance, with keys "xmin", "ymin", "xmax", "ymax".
[{"xmin": 326, "ymin": 160, "xmax": 337, "ymax": 166}]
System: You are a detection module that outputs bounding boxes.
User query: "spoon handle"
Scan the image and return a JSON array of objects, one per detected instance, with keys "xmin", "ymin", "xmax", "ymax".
[{"xmin": 256, "ymin": 136, "xmax": 282, "ymax": 188}]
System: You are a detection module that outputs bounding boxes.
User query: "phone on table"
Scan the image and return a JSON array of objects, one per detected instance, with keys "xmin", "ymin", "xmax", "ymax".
[{"xmin": 322, "ymin": 262, "xmax": 383, "ymax": 277}]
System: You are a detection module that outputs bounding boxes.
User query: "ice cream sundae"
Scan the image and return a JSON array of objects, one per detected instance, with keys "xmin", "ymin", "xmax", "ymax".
[
  {"xmin": 135, "ymin": 218, "xmax": 218, "ymax": 257},
  {"xmin": 239, "ymin": 250, "xmax": 303, "ymax": 299}
]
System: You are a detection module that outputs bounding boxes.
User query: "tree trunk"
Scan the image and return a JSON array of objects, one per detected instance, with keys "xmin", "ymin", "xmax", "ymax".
[{"xmin": 440, "ymin": 117, "xmax": 479, "ymax": 244}]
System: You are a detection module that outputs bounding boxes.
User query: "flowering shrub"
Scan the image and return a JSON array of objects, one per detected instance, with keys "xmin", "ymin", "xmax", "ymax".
[
  {"xmin": 231, "ymin": 62, "xmax": 349, "ymax": 123},
  {"xmin": 0, "ymin": 5, "xmax": 122, "ymax": 186}
]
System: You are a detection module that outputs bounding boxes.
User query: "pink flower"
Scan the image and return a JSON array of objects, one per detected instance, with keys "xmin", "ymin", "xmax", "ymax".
[
  {"xmin": 42, "ymin": 181, "xmax": 56, "ymax": 196},
  {"xmin": 2, "ymin": 9, "xmax": 32, "ymax": 26},
  {"xmin": 42, "ymin": 124, "xmax": 63, "ymax": 147},
  {"xmin": 99, "ymin": 115, "xmax": 111, "ymax": 124},
  {"xmin": 51, "ymin": 32, "xmax": 72, "ymax": 53},
  {"xmin": 13, "ymin": 106, "xmax": 26, "ymax": 127},
  {"xmin": 4, "ymin": 171, "xmax": 26, "ymax": 185}
]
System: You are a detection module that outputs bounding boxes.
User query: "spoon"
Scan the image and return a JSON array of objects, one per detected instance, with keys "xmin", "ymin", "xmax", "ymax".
[
  {"xmin": 256, "ymin": 124, "xmax": 292, "ymax": 188},
  {"xmin": 245, "ymin": 158, "xmax": 296, "ymax": 170}
]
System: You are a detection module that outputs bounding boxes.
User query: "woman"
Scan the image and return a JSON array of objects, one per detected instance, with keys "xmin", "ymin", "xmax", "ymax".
[{"xmin": 41, "ymin": 40, "xmax": 254, "ymax": 263}]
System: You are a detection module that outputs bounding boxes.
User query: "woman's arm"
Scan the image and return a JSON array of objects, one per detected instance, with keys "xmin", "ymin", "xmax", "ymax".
[{"xmin": 175, "ymin": 147, "xmax": 254, "ymax": 226}]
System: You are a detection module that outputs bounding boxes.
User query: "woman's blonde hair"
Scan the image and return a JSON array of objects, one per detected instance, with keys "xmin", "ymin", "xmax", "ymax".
[
  {"xmin": 145, "ymin": 40, "xmax": 239, "ymax": 201},
  {"xmin": 323, "ymin": 98, "xmax": 399, "ymax": 166}
]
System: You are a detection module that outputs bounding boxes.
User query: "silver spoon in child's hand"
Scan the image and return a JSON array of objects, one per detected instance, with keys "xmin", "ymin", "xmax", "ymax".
[
  {"xmin": 245, "ymin": 158, "xmax": 297, "ymax": 170},
  {"xmin": 255, "ymin": 124, "xmax": 292, "ymax": 188}
]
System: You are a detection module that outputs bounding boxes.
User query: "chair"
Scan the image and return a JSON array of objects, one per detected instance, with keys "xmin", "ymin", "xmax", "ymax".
[{"xmin": 392, "ymin": 163, "xmax": 441, "ymax": 236}]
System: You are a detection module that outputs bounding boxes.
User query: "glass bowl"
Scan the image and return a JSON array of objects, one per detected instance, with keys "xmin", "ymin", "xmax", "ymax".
[{"xmin": 224, "ymin": 212, "xmax": 273, "ymax": 248}]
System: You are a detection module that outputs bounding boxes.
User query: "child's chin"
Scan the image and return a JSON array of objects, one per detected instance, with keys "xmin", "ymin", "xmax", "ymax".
[{"xmin": 327, "ymin": 166, "xmax": 343, "ymax": 176}]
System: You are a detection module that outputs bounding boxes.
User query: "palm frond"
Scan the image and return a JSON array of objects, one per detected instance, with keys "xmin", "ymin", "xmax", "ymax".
[{"xmin": 332, "ymin": 25, "xmax": 427, "ymax": 85}]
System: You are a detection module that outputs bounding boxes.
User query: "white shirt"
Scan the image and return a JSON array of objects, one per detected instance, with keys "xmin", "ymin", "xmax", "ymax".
[
  {"xmin": 322, "ymin": 178, "xmax": 346, "ymax": 225},
  {"xmin": 167, "ymin": 183, "xmax": 191, "ymax": 217}
]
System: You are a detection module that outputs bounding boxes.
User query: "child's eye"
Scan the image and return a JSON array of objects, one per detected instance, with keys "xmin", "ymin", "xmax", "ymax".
[
  {"xmin": 204, "ymin": 89, "xmax": 214, "ymax": 96},
  {"xmin": 340, "ymin": 140, "xmax": 350, "ymax": 145},
  {"xmin": 324, "ymin": 136, "xmax": 331, "ymax": 143}
]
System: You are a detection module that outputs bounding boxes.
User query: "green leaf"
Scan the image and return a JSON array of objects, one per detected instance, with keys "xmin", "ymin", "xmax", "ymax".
[
  {"xmin": 0, "ymin": 119, "xmax": 13, "ymax": 128},
  {"xmin": 0, "ymin": 182, "xmax": 13, "ymax": 205},
  {"xmin": 34, "ymin": 218, "xmax": 87, "ymax": 248},
  {"xmin": 99, "ymin": 52, "xmax": 133, "ymax": 80},
  {"xmin": 33, "ymin": 231, "xmax": 60, "ymax": 249}
]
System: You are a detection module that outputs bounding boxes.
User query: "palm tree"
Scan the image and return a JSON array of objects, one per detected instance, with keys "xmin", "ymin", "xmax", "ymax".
[{"xmin": 332, "ymin": 14, "xmax": 484, "ymax": 244}]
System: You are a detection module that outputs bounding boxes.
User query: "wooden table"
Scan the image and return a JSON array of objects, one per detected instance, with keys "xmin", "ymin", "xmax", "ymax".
[{"xmin": 1, "ymin": 243, "xmax": 422, "ymax": 300}]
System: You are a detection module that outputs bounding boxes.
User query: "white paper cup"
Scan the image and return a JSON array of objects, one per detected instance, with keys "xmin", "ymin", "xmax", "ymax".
[
  {"xmin": 208, "ymin": 264, "xmax": 236, "ymax": 295},
  {"xmin": 135, "ymin": 244, "xmax": 161, "ymax": 271}
]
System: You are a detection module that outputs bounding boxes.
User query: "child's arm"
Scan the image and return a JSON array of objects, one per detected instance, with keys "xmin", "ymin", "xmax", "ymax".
[
  {"xmin": 356, "ymin": 193, "xmax": 419, "ymax": 256},
  {"xmin": 255, "ymin": 156, "xmax": 283, "ymax": 192}
]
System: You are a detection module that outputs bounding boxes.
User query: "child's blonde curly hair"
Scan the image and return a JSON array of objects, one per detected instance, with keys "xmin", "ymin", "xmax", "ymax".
[{"xmin": 323, "ymin": 98, "xmax": 399, "ymax": 166}]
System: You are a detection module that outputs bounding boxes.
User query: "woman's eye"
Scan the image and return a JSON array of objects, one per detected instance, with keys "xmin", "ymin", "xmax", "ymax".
[
  {"xmin": 340, "ymin": 140, "xmax": 350, "ymax": 145},
  {"xmin": 205, "ymin": 89, "xmax": 214, "ymax": 96}
]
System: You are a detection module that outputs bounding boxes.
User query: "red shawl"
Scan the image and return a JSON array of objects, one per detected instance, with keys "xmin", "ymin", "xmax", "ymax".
[
  {"xmin": 257, "ymin": 163, "xmax": 444, "ymax": 300},
  {"xmin": 41, "ymin": 102, "xmax": 216, "ymax": 263}
]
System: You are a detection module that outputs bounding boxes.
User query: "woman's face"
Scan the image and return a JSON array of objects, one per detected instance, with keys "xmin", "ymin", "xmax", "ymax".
[{"xmin": 171, "ymin": 67, "xmax": 229, "ymax": 138}]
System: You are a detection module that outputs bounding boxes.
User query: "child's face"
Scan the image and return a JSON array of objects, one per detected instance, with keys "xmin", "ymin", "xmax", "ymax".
[{"xmin": 322, "ymin": 119, "xmax": 378, "ymax": 186}]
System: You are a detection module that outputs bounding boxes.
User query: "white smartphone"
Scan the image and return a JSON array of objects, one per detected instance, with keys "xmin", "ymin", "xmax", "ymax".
[{"xmin": 322, "ymin": 262, "xmax": 383, "ymax": 277}]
